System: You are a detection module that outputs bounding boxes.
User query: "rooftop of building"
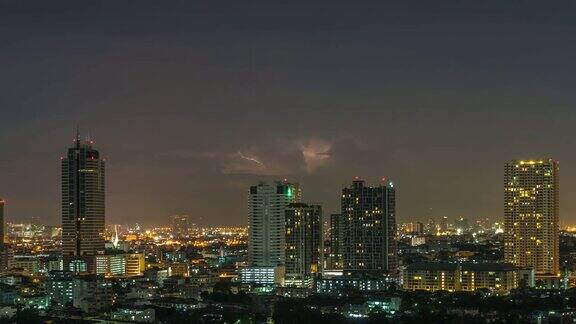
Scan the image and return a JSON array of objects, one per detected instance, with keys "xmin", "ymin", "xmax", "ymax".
[{"xmin": 406, "ymin": 262, "xmax": 518, "ymax": 272}]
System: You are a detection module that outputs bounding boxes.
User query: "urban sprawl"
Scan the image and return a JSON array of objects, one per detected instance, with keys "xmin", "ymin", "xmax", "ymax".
[{"xmin": 1, "ymin": 137, "xmax": 575, "ymax": 323}]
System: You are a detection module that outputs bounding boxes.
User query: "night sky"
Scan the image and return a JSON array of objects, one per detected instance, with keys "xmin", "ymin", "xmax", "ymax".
[{"xmin": 2, "ymin": 1, "xmax": 576, "ymax": 226}]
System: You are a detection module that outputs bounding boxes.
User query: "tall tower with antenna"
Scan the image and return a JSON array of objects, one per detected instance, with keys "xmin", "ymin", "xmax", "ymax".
[{"xmin": 61, "ymin": 130, "xmax": 106, "ymax": 272}]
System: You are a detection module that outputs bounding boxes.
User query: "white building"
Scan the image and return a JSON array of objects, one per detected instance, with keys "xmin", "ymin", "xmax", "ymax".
[{"xmin": 247, "ymin": 181, "xmax": 300, "ymax": 268}]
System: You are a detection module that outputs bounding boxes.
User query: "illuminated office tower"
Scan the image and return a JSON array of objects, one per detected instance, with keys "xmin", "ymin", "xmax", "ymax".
[
  {"xmin": 284, "ymin": 203, "xmax": 322, "ymax": 287},
  {"xmin": 504, "ymin": 159, "xmax": 559, "ymax": 275},
  {"xmin": 341, "ymin": 179, "xmax": 397, "ymax": 277},
  {"xmin": 61, "ymin": 133, "xmax": 106, "ymax": 272},
  {"xmin": 247, "ymin": 181, "xmax": 300, "ymax": 267}
]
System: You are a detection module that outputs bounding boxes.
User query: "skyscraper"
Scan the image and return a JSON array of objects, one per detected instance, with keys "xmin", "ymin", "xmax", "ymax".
[
  {"xmin": 504, "ymin": 159, "xmax": 559, "ymax": 275},
  {"xmin": 341, "ymin": 179, "xmax": 397, "ymax": 277},
  {"xmin": 247, "ymin": 181, "xmax": 300, "ymax": 267},
  {"xmin": 284, "ymin": 203, "xmax": 322, "ymax": 287},
  {"xmin": 61, "ymin": 133, "xmax": 106, "ymax": 272}
]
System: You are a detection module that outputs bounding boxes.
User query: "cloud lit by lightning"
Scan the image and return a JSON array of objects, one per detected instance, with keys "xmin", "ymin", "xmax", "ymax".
[{"xmin": 300, "ymin": 138, "xmax": 332, "ymax": 173}]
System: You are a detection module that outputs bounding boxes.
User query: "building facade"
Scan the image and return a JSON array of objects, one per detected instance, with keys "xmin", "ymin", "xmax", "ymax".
[
  {"xmin": 247, "ymin": 181, "xmax": 300, "ymax": 267},
  {"xmin": 72, "ymin": 275, "xmax": 113, "ymax": 313},
  {"xmin": 284, "ymin": 203, "xmax": 322, "ymax": 287},
  {"xmin": 46, "ymin": 270, "xmax": 74, "ymax": 307},
  {"xmin": 402, "ymin": 262, "xmax": 527, "ymax": 294},
  {"xmin": 341, "ymin": 179, "xmax": 397, "ymax": 277},
  {"xmin": 61, "ymin": 134, "xmax": 106, "ymax": 272},
  {"xmin": 504, "ymin": 159, "xmax": 559, "ymax": 275},
  {"xmin": 329, "ymin": 213, "xmax": 343, "ymax": 269},
  {"xmin": 95, "ymin": 254, "xmax": 126, "ymax": 277}
]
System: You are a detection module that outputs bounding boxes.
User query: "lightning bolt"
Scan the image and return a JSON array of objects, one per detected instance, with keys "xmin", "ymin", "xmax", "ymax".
[{"xmin": 237, "ymin": 152, "xmax": 264, "ymax": 166}]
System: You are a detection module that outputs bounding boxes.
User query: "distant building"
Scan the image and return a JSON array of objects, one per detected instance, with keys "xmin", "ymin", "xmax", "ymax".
[
  {"xmin": 341, "ymin": 179, "xmax": 397, "ymax": 277},
  {"xmin": 410, "ymin": 236, "xmax": 426, "ymax": 246},
  {"xmin": 61, "ymin": 132, "xmax": 106, "ymax": 272},
  {"xmin": 239, "ymin": 266, "xmax": 285, "ymax": 286},
  {"xmin": 0, "ymin": 248, "xmax": 12, "ymax": 274},
  {"xmin": 10, "ymin": 255, "xmax": 41, "ymax": 275},
  {"xmin": 410, "ymin": 222, "xmax": 424, "ymax": 235},
  {"xmin": 168, "ymin": 262, "xmax": 189, "ymax": 277},
  {"xmin": 72, "ymin": 275, "xmax": 113, "ymax": 313},
  {"xmin": 126, "ymin": 253, "xmax": 145, "ymax": 276},
  {"xmin": 95, "ymin": 254, "xmax": 126, "ymax": 277},
  {"xmin": 110, "ymin": 308, "xmax": 155, "ymax": 323},
  {"xmin": 343, "ymin": 298, "xmax": 401, "ymax": 318},
  {"xmin": 316, "ymin": 276, "xmax": 398, "ymax": 295},
  {"xmin": 96, "ymin": 253, "xmax": 144, "ymax": 277},
  {"xmin": 455, "ymin": 217, "xmax": 469, "ymax": 234},
  {"xmin": 440, "ymin": 216, "xmax": 449, "ymax": 233},
  {"xmin": 171, "ymin": 215, "xmax": 193, "ymax": 238},
  {"xmin": 504, "ymin": 159, "xmax": 559, "ymax": 275},
  {"xmin": 402, "ymin": 262, "xmax": 531, "ymax": 294},
  {"xmin": 144, "ymin": 268, "xmax": 169, "ymax": 287},
  {"xmin": 284, "ymin": 203, "xmax": 322, "ymax": 287}
]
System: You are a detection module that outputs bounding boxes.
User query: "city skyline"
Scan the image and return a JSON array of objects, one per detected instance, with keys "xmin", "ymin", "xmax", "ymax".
[
  {"xmin": 0, "ymin": 145, "xmax": 572, "ymax": 227},
  {"xmin": 5, "ymin": 2, "xmax": 576, "ymax": 226},
  {"xmin": 2, "ymin": 2, "xmax": 576, "ymax": 322}
]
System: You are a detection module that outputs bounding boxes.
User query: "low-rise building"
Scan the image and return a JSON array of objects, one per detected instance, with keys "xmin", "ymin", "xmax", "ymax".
[
  {"xmin": 402, "ymin": 262, "xmax": 530, "ymax": 294},
  {"xmin": 126, "ymin": 253, "xmax": 145, "ymax": 276},
  {"xmin": 239, "ymin": 266, "xmax": 285, "ymax": 286},
  {"xmin": 316, "ymin": 276, "xmax": 398, "ymax": 295},
  {"xmin": 110, "ymin": 308, "xmax": 155, "ymax": 323}
]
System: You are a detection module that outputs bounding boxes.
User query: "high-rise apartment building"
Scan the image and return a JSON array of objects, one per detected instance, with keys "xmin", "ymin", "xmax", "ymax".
[
  {"xmin": 247, "ymin": 181, "xmax": 300, "ymax": 267},
  {"xmin": 341, "ymin": 179, "xmax": 397, "ymax": 277},
  {"xmin": 0, "ymin": 199, "xmax": 4, "ymax": 245},
  {"xmin": 284, "ymin": 203, "xmax": 322, "ymax": 287},
  {"xmin": 241, "ymin": 181, "xmax": 300, "ymax": 285},
  {"xmin": 504, "ymin": 159, "xmax": 559, "ymax": 275},
  {"xmin": 61, "ymin": 134, "xmax": 106, "ymax": 272},
  {"xmin": 329, "ymin": 213, "xmax": 343, "ymax": 269}
]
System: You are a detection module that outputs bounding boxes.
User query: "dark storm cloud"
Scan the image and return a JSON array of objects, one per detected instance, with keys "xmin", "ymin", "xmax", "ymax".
[{"xmin": 2, "ymin": 0, "xmax": 576, "ymax": 225}]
